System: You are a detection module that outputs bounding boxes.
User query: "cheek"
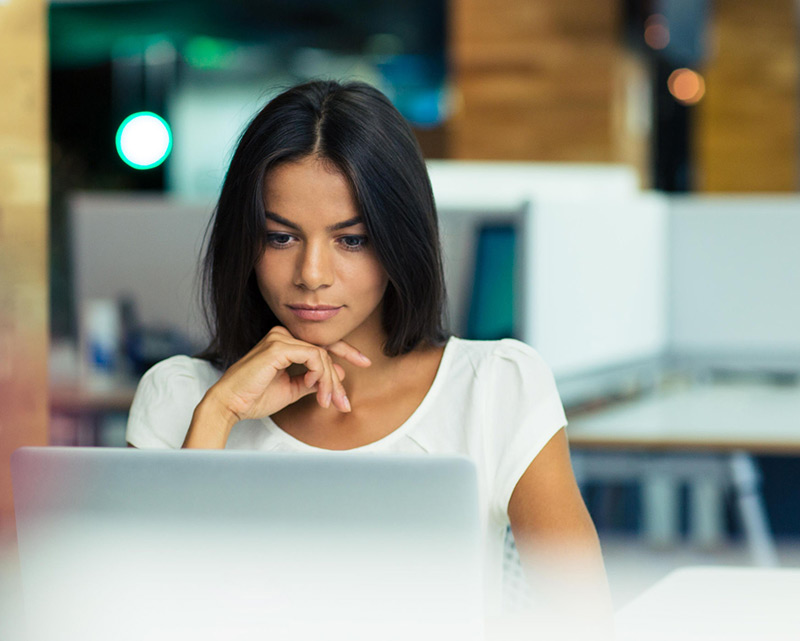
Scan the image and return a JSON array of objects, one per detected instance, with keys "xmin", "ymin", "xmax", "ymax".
[
  {"xmin": 370, "ymin": 273, "xmax": 390, "ymax": 310},
  {"xmin": 350, "ymin": 258, "xmax": 388, "ymax": 298},
  {"xmin": 376, "ymin": 272, "xmax": 390, "ymax": 298},
  {"xmin": 254, "ymin": 256, "xmax": 279, "ymax": 301}
]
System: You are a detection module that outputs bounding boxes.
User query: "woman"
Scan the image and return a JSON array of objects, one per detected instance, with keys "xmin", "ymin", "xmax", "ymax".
[{"xmin": 126, "ymin": 80, "xmax": 612, "ymax": 636}]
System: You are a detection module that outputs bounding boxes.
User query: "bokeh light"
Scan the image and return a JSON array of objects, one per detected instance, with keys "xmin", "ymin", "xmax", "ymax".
[
  {"xmin": 667, "ymin": 68, "xmax": 705, "ymax": 105},
  {"xmin": 115, "ymin": 112, "xmax": 173, "ymax": 170},
  {"xmin": 644, "ymin": 14, "xmax": 670, "ymax": 50}
]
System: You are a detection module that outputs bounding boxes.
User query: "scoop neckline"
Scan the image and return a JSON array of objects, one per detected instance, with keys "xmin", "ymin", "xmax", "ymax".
[{"xmin": 260, "ymin": 336, "xmax": 458, "ymax": 452}]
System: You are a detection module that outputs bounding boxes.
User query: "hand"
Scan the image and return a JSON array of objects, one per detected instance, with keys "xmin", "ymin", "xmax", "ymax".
[{"xmin": 207, "ymin": 326, "xmax": 371, "ymax": 422}]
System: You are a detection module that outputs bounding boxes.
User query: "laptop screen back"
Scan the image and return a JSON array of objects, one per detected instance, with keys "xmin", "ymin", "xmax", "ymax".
[{"xmin": 12, "ymin": 447, "xmax": 483, "ymax": 641}]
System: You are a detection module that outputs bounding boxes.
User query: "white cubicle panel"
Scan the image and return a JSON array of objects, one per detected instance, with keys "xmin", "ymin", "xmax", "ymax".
[
  {"xmin": 520, "ymin": 193, "xmax": 669, "ymax": 379},
  {"xmin": 70, "ymin": 193, "xmax": 214, "ymax": 349},
  {"xmin": 427, "ymin": 161, "xmax": 640, "ymax": 210},
  {"xmin": 669, "ymin": 195, "xmax": 800, "ymax": 363},
  {"xmin": 429, "ymin": 161, "xmax": 643, "ymax": 341}
]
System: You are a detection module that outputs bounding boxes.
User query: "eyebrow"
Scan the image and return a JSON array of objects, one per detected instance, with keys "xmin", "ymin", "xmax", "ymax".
[{"xmin": 264, "ymin": 210, "xmax": 363, "ymax": 232}]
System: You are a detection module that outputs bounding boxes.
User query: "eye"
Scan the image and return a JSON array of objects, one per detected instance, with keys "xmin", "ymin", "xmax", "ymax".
[
  {"xmin": 266, "ymin": 232, "xmax": 295, "ymax": 248},
  {"xmin": 338, "ymin": 235, "xmax": 368, "ymax": 251}
]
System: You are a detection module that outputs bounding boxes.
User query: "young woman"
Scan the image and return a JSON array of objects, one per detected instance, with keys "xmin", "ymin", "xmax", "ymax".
[{"xmin": 126, "ymin": 80, "xmax": 612, "ymax": 636}]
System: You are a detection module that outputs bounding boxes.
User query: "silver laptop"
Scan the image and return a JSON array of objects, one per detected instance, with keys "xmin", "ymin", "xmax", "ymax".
[{"xmin": 12, "ymin": 447, "xmax": 483, "ymax": 641}]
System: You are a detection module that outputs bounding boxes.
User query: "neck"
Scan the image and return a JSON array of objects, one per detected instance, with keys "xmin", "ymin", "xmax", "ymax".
[{"xmin": 333, "ymin": 324, "xmax": 405, "ymax": 405}]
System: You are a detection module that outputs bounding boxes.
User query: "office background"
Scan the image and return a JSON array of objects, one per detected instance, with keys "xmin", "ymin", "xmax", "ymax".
[{"xmin": 2, "ymin": 0, "xmax": 800, "ymax": 626}]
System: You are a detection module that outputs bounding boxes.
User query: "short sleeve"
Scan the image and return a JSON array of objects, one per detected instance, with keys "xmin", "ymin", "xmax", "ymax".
[
  {"xmin": 485, "ymin": 339, "xmax": 567, "ymax": 522},
  {"xmin": 125, "ymin": 355, "xmax": 210, "ymax": 449}
]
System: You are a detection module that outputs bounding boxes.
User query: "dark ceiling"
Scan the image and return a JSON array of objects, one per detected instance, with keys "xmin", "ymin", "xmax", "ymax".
[{"xmin": 49, "ymin": 0, "xmax": 446, "ymax": 68}]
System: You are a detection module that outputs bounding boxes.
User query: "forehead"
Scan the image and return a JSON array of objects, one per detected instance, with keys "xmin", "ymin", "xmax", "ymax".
[{"xmin": 263, "ymin": 156, "xmax": 359, "ymax": 223}]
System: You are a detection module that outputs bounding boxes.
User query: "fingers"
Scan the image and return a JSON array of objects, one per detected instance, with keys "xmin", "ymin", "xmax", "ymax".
[
  {"xmin": 321, "ymin": 353, "xmax": 351, "ymax": 413},
  {"xmin": 325, "ymin": 340, "xmax": 372, "ymax": 368},
  {"xmin": 330, "ymin": 370, "xmax": 351, "ymax": 412},
  {"xmin": 303, "ymin": 367, "xmax": 321, "ymax": 389},
  {"xmin": 263, "ymin": 326, "xmax": 365, "ymax": 413},
  {"xmin": 284, "ymin": 342, "xmax": 349, "ymax": 412},
  {"xmin": 267, "ymin": 325, "xmax": 369, "ymax": 370},
  {"xmin": 314, "ymin": 349, "xmax": 336, "ymax": 409},
  {"xmin": 304, "ymin": 340, "xmax": 366, "ymax": 411},
  {"xmin": 302, "ymin": 363, "xmax": 346, "ymax": 387}
]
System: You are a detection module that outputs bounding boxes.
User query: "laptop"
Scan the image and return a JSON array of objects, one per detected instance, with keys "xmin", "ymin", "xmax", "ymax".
[{"xmin": 11, "ymin": 447, "xmax": 483, "ymax": 641}]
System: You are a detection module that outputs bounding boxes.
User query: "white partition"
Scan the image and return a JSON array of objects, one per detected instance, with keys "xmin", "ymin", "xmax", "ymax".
[
  {"xmin": 520, "ymin": 193, "xmax": 669, "ymax": 379},
  {"xmin": 70, "ymin": 193, "xmax": 214, "ymax": 349},
  {"xmin": 427, "ymin": 161, "xmax": 640, "ymax": 210},
  {"xmin": 669, "ymin": 195, "xmax": 800, "ymax": 363},
  {"xmin": 430, "ymin": 162, "xmax": 668, "ymax": 382},
  {"xmin": 430, "ymin": 161, "xmax": 644, "ymax": 341}
]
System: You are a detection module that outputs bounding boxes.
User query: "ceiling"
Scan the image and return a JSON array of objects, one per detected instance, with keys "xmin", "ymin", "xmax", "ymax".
[{"xmin": 49, "ymin": 0, "xmax": 445, "ymax": 68}]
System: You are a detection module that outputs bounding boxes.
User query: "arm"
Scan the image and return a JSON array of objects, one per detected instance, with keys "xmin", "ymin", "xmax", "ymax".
[
  {"xmin": 507, "ymin": 427, "xmax": 613, "ymax": 640},
  {"xmin": 182, "ymin": 390, "xmax": 240, "ymax": 449}
]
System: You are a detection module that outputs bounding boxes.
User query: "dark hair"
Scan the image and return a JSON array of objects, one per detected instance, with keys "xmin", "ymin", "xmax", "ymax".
[{"xmin": 195, "ymin": 80, "xmax": 449, "ymax": 370}]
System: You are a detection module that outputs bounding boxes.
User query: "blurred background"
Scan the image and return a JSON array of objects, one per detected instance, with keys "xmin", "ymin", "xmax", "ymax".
[{"xmin": 2, "ymin": 0, "xmax": 800, "ymax": 632}]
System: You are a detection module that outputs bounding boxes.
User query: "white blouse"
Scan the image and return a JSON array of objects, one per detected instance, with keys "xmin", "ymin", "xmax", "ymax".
[{"xmin": 126, "ymin": 336, "xmax": 568, "ymax": 614}]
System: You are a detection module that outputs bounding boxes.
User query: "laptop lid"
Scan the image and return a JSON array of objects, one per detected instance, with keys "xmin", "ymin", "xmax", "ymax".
[{"xmin": 12, "ymin": 447, "xmax": 483, "ymax": 641}]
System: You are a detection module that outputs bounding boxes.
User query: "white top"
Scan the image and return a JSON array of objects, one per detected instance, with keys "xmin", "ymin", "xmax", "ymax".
[{"xmin": 126, "ymin": 336, "xmax": 568, "ymax": 613}]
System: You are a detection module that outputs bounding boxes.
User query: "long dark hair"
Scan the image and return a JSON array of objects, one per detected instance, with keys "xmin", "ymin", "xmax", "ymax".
[{"xmin": 195, "ymin": 80, "xmax": 449, "ymax": 370}]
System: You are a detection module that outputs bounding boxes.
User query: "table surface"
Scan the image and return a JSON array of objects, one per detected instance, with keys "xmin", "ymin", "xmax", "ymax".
[
  {"xmin": 49, "ymin": 379, "xmax": 138, "ymax": 414},
  {"xmin": 566, "ymin": 382, "xmax": 800, "ymax": 453},
  {"xmin": 614, "ymin": 566, "xmax": 800, "ymax": 641},
  {"xmin": 49, "ymin": 379, "xmax": 800, "ymax": 452}
]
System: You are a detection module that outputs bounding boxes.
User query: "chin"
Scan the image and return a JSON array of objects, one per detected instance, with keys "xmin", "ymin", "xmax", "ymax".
[{"xmin": 285, "ymin": 322, "xmax": 346, "ymax": 347}]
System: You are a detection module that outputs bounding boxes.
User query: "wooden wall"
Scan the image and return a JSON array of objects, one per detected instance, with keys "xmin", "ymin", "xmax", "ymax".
[
  {"xmin": 0, "ymin": 0, "xmax": 49, "ymax": 532},
  {"xmin": 449, "ymin": 0, "xmax": 798, "ymax": 192},
  {"xmin": 448, "ymin": 0, "xmax": 633, "ymax": 164},
  {"xmin": 695, "ymin": 0, "xmax": 798, "ymax": 191}
]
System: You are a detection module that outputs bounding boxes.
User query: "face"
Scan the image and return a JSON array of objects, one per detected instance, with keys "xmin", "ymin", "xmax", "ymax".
[{"xmin": 255, "ymin": 155, "xmax": 389, "ymax": 349}]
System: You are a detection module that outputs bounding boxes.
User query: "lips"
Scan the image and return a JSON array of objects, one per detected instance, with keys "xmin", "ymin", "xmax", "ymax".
[{"xmin": 287, "ymin": 304, "xmax": 342, "ymax": 321}]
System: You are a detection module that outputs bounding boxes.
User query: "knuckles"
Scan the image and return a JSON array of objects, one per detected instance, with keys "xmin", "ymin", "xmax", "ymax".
[{"xmin": 253, "ymin": 327, "xmax": 339, "ymax": 374}]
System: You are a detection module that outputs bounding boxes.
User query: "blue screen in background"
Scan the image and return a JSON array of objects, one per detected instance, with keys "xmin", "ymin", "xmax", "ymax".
[{"xmin": 466, "ymin": 224, "xmax": 516, "ymax": 341}]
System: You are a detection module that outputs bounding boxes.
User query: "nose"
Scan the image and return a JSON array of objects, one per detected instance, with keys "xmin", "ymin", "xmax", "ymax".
[{"xmin": 295, "ymin": 241, "xmax": 334, "ymax": 291}]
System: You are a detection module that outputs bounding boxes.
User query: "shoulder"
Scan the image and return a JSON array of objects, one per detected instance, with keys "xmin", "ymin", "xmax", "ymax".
[
  {"xmin": 138, "ymin": 354, "xmax": 221, "ymax": 385},
  {"xmin": 491, "ymin": 337, "xmax": 549, "ymax": 363},
  {"xmin": 443, "ymin": 337, "xmax": 562, "ymax": 422},
  {"xmin": 127, "ymin": 355, "xmax": 222, "ymax": 449},
  {"xmin": 131, "ymin": 355, "xmax": 222, "ymax": 415},
  {"xmin": 447, "ymin": 336, "xmax": 554, "ymax": 382},
  {"xmin": 435, "ymin": 336, "xmax": 559, "ymax": 411}
]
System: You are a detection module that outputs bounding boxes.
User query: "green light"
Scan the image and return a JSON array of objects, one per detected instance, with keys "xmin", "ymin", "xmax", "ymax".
[
  {"xmin": 184, "ymin": 37, "xmax": 239, "ymax": 70},
  {"xmin": 115, "ymin": 112, "xmax": 173, "ymax": 170}
]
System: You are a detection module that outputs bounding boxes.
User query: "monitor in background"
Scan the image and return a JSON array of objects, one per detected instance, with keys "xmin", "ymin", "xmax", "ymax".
[{"xmin": 466, "ymin": 224, "xmax": 516, "ymax": 341}]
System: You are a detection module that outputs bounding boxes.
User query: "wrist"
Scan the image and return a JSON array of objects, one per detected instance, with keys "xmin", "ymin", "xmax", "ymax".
[
  {"xmin": 183, "ymin": 390, "xmax": 239, "ymax": 449},
  {"xmin": 199, "ymin": 388, "xmax": 240, "ymax": 430}
]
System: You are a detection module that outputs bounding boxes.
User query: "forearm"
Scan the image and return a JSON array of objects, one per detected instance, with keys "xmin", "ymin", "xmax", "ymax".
[
  {"xmin": 182, "ymin": 391, "xmax": 239, "ymax": 449},
  {"xmin": 505, "ymin": 429, "xmax": 615, "ymax": 639},
  {"xmin": 516, "ymin": 536, "xmax": 614, "ymax": 641}
]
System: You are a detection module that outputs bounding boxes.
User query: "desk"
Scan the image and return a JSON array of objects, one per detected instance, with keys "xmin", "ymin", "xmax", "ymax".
[
  {"xmin": 566, "ymin": 382, "xmax": 800, "ymax": 565},
  {"xmin": 615, "ymin": 566, "xmax": 800, "ymax": 641},
  {"xmin": 49, "ymin": 380, "xmax": 137, "ymax": 446}
]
